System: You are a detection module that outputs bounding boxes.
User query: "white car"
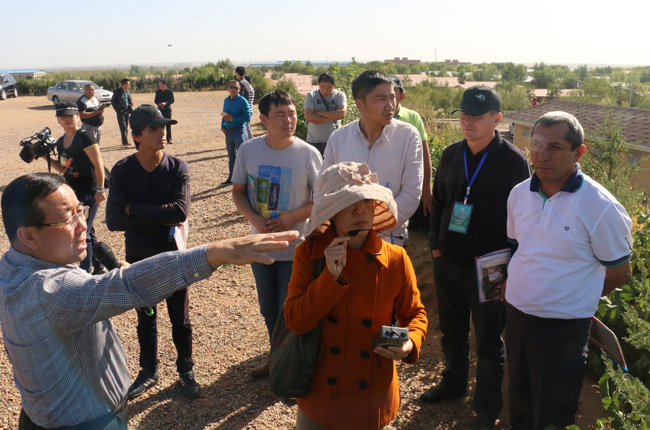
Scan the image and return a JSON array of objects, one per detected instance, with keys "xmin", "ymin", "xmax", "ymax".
[{"xmin": 47, "ymin": 80, "xmax": 113, "ymax": 105}]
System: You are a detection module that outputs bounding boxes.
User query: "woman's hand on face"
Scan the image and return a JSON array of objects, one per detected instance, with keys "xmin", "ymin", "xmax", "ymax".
[
  {"xmin": 373, "ymin": 338, "xmax": 413, "ymax": 361},
  {"xmin": 324, "ymin": 236, "xmax": 350, "ymax": 280}
]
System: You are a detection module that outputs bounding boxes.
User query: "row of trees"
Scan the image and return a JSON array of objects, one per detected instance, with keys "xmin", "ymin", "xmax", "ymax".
[{"xmin": 17, "ymin": 58, "xmax": 650, "ymax": 111}]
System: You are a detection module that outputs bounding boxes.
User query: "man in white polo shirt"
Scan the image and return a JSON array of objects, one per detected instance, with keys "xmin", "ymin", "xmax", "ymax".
[
  {"xmin": 504, "ymin": 111, "xmax": 632, "ymax": 430},
  {"xmin": 319, "ymin": 70, "xmax": 423, "ymax": 246}
]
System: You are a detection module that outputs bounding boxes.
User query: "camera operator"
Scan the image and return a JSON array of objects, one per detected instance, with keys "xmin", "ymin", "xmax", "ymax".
[
  {"xmin": 43, "ymin": 102, "xmax": 106, "ymax": 274},
  {"xmin": 77, "ymin": 83, "xmax": 106, "ymax": 144}
]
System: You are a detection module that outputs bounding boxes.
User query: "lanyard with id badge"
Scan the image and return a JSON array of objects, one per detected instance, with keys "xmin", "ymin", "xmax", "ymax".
[{"xmin": 448, "ymin": 151, "xmax": 488, "ymax": 234}]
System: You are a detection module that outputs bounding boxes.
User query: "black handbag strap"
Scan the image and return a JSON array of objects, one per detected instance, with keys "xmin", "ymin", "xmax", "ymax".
[{"xmin": 318, "ymin": 91, "xmax": 331, "ymax": 111}]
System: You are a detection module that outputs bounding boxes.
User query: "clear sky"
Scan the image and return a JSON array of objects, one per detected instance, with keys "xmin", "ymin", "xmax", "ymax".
[{"xmin": 4, "ymin": 0, "xmax": 648, "ymax": 70}]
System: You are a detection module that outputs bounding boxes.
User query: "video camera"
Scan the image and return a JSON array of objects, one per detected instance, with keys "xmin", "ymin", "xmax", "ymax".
[{"xmin": 19, "ymin": 127, "xmax": 57, "ymax": 164}]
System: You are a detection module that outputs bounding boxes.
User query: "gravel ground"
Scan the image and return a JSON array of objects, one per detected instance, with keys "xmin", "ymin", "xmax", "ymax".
[{"xmin": 0, "ymin": 92, "xmax": 604, "ymax": 429}]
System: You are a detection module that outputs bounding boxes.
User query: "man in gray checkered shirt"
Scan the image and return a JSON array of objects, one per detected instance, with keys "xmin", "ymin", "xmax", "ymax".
[{"xmin": 0, "ymin": 173, "xmax": 297, "ymax": 430}]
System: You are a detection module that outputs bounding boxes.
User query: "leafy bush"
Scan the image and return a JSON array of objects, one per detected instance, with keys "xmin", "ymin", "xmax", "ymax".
[{"xmin": 579, "ymin": 114, "xmax": 650, "ymax": 429}]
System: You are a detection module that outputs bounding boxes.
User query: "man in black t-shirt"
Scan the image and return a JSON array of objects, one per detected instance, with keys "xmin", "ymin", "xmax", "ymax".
[
  {"xmin": 77, "ymin": 84, "xmax": 106, "ymax": 143},
  {"xmin": 154, "ymin": 79, "xmax": 175, "ymax": 143}
]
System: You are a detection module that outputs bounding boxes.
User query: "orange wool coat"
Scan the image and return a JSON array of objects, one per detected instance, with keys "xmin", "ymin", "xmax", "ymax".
[{"xmin": 284, "ymin": 227, "xmax": 428, "ymax": 430}]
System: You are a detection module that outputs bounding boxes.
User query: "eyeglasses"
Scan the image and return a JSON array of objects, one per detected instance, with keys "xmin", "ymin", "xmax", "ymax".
[
  {"xmin": 31, "ymin": 206, "xmax": 89, "ymax": 228},
  {"xmin": 228, "ymin": 86, "xmax": 239, "ymax": 90}
]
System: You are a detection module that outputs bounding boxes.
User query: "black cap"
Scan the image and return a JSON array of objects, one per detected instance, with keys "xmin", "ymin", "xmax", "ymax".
[
  {"xmin": 452, "ymin": 85, "xmax": 501, "ymax": 116},
  {"xmin": 55, "ymin": 102, "xmax": 78, "ymax": 116},
  {"xmin": 130, "ymin": 104, "xmax": 178, "ymax": 130},
  {"xmin": 391, "ymin": 75, "xmax": 404, "ymax": 92}
]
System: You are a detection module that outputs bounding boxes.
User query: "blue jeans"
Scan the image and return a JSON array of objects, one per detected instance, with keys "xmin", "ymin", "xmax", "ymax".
[
  {"xmin": 250, "ymin": 260, "xmax": 293, "ymax": 339},
  {"xmin": 225, "ymin": 128, "xmax": 246, "ymax": 182},
  {"xmin": 433, "ymin": 255, "xmax": 505, "ymax": 422}
]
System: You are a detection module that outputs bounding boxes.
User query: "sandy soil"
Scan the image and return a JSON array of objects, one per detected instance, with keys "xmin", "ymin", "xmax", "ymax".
[{"xmin": 0, "ymin": 92, "xmax": 604, "ymax": 429}]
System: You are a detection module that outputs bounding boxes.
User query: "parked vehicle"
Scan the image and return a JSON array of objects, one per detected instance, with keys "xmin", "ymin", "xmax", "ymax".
[
  {"xmin": 0, "ymin": 73, "xmax": 18, "ymax": 100},
  {"xmin": 47, "ymin": 80, "xmax": 113, "ymax": 105}
]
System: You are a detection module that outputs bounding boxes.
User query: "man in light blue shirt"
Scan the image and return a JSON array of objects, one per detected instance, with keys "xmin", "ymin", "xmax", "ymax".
[
  {"xmin": 0, "ymin": 172, "xmax": 296, "ymax": 429},
  {"xmin": 221, "ymin": 80, "xmax": 251, "ymax": 186}
]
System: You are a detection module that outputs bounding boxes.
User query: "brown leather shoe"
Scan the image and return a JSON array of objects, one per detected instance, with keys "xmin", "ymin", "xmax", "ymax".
[{"xmin": 251, "ymin": 362, "xmax": 270, "ymax": 378}]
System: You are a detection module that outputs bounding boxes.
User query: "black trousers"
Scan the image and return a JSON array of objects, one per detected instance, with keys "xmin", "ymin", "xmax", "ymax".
[
  {"xmin": 433, "ymin": 255, "xmax": 506, "ymax": 422},
  {"xmin": 505, "ymin": 303, "xmax": 590, "ymax": 430},
  {"xmin": 128, "ymin": 255, "xmax": 194, "ymax": 375},
  {"xmin": 160, "ymin": 108, "xmax": 172, "ymax": 142},
  {"xmin": 19, "ymin": 400, "xmax": 128, "ymax": 430},
  {"xmin": 116, "ymin": 109, "xmax": 130, "ymax": 145}
]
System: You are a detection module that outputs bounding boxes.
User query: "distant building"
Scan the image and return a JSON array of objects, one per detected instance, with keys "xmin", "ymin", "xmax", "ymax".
[
  {"xmin": 503, "ymin": 100, "xmax": 650, "ymax": 191},
  {"xmin": 386, "ymin": 57, "xmax": 421, "ymax": 65},
  {"xmin": 435, "ymin": 59, "xmax": 472, "ymax": 66},
  {"xmin": 0, "ymin": 70, "xmax": 46, "ymax": 80}
]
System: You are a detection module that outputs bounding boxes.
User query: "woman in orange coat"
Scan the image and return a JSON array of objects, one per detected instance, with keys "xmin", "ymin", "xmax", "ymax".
[{"xmin": 284, "ymin": 162, "xmax": 428, "ymax": 430}]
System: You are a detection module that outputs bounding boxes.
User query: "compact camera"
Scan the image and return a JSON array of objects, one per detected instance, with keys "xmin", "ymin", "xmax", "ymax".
[
  {"xmin": 373, "ymin": 326, "xmax": 410, "ymax": 349},
  {"xmin": 19, "ymin": 127, "xmax": 57, "ymax": 163}
]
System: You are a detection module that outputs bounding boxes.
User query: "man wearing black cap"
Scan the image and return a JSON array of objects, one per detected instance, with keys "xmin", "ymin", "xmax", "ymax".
[
  {"xmin": 423, "ymin": 85, "xmax": 530, "ymax": 430},
  {"xmin": 106, "ymin": 105, "xmax": 200, "ymax": 400}
]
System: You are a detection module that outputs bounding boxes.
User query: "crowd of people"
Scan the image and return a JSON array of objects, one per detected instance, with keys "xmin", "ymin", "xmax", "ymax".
[{"xmin": 0, "ymin": 67, "xmax": 633, "ymax": 430}]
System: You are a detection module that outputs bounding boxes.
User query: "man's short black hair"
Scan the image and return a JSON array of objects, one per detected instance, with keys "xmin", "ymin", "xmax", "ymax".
[
  {"xmin": 159, "ymin": 79, "xmax": 167, "ymax": 86},
  {"xmin": 2, "ymin": 173, "xmax": 65, "ymax": 243},
  {"xmin": 121, "ymin": 78, "xmax": 130, "ymax": 85},
  {"xmin": 259, "ymin": 90, "xmax": 295, "ymax": 116},
  {"xmin": 352, "ymin": 70, "xmax": 393, "ymax": 101},
  {"xmin": 235, "ymin": 66, "xmax": 246, "ymax": 77},
  {"xmin": 318, "ymin": 72, "xmax": 336, "ymax": 85}
]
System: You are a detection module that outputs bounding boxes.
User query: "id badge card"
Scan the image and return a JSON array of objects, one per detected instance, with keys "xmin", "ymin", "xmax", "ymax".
[{"xmin": 448, "ymin": 202, "xmax": 473, "ymax": 234}]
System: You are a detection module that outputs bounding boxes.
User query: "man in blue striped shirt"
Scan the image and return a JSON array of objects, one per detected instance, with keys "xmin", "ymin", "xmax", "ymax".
[{"xmin": 0, "ymin": 172, "xmax": 296, "ymax": 429}]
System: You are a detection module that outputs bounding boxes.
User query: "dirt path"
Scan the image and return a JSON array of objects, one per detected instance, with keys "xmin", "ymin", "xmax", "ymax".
[{"xmin": 0, "ymin": 92, "xmax": 604, "ymax": 429}]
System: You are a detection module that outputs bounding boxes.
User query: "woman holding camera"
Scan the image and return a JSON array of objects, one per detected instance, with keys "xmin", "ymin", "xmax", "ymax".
[
  {"xmin": 284, "ymin": 162, "xmax": 427, "ymax": 430},
  {"xmin": 48, "ymin": 102, "xmax": 106, "ymax": 273}
]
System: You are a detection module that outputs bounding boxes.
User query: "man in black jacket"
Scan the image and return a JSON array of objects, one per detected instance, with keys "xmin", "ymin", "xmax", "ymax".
[
  {"xmin": 422, "ymin": 85, "xmax": 531, "ymax": 430},
  {"xmin": 111, "ymin": 78, "xmax": 133, "ymax": 146},
  {"xmin": 154, "ymin": 79, "xmax": 175, "ymax": 144}
]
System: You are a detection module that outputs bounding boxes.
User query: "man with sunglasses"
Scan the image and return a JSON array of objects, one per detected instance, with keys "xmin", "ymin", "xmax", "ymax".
[
  {"xmin": 220, "ymin": 79, "xmax": 251, "ymax": 185},
  {"xmin": 0, "ymin": 172, "xmax": 296, "ymax": 430}
]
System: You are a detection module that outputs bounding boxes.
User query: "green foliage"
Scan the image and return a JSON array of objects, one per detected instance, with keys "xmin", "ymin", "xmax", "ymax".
[
  {"xmin": 595, "ymin": 357, "xmax": 650, "ymax": 429},
  {"xmin": 406, "ymin": 80, "xmax": 464, "ymax": 120},
  {"xmin": 328, "ymin": 58, "xmax": 364, "ymax": 125},
  {"xmin": 496, "ymin": 82, "xmax": 531, "ymax": 113},
  {"xmin": 428, "ymin": 122, "xmax": 461, "ymax": 166},
  {"xmin": 576, "ymin": 113, "xmax": 650, "ymax": 429},
  {"xmin": 581, "ymin": 113, "xmax": 646, "ymax": 210}
]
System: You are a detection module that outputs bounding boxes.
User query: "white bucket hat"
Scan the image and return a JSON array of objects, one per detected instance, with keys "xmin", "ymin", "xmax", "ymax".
[{"xmin": 306, "ymin": 162, "xmax": 397, "ymax": 235}]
